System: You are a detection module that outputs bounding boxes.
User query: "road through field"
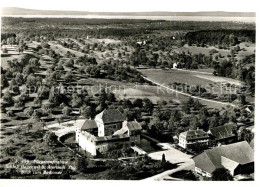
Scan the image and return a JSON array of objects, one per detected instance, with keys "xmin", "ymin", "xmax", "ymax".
[{"xmin": 142, "ymin": 76, "xmax": 236, "ymax": 107}]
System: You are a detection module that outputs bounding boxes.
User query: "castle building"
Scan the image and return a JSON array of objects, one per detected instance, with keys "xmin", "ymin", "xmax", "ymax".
[{"xmin": 75, "ymin": 109, "xmax": 142, "ymax": 156}]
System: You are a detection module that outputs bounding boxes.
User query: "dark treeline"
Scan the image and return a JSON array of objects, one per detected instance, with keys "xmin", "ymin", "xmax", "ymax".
[
  {"xmin": 185, "ymin": 30, "xmax": 255, "ymax": 46},
  {"xmin": 1, "ymin": 33, "xmax": 16, "ymax": 40},
  {"xmin": 2, "ymin": 17, "xmax": 255, "ymax": 30},
  {"xmin": 2, "ymin": 17, "xmax": 162, "ymax": 26},
  {"xmin": 213, "ymin": 55, "xmax": 255, "ymax": 90}
]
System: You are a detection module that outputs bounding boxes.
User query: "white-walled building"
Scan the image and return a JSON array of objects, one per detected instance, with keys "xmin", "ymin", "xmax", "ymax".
[
  {"xmin": 75, "ymin": 109, "xmax": 142, "ymax": 156},
  {"xmin": 178, "ymin": 129, "xmax": 209, "ymax": 149}
]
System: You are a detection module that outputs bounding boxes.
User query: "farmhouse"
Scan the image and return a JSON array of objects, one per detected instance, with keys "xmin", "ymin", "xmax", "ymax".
[
  {"xmin": 178, "ymin": 129, "xmax": 209, "ymax": 149},
  {"xmin": 208, "ymin": 124, "xmax": 237, "ymax": 145},
  {"xmin": 193, "ymin": 141, "xmax": 254, "ymax": 177},
  {"xmin": 75, "ymin": 109, "xmax": 142, "ymax": 156}
]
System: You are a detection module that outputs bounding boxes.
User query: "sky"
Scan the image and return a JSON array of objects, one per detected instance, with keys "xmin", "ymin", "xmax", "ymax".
[{"xmin": 0, "ymin": 0, "xmax": 257, "ymax": 12}]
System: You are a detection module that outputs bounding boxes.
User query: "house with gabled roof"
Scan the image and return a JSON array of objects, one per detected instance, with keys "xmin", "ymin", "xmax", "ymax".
[
  {"xmin": 178, "ymin": 129, "xmax": 209, "ymax": 149},
  {"xmin": 75, "ymin": 109, "xmax": 142, "ymax": 156},
  {"xmin": 208, "ymin": 124, "xmax": 237, "ymax": 145},
  {"xmin": 193, "ymin": 141, "xmax": 254, "ymax": 177}
]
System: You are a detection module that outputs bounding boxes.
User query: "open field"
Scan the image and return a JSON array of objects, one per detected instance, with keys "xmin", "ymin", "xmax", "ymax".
[
  {"xmin": 49, "ymin": 41, "xmax": 85, "ymax": 57},
  {"xmin": 172, "ymin": 42, "xmax": 255, "ymax": 61},
  {"xmin": 139, "ymin": 68, "xmax": 245, "ymax": 109},
  {"xmin": 195, "ymin": 74, "xmax": 242, "ymax": 85},
  {"xmin": 0, "ymin": 14, "xmax": 256, "ymax": 181},
  {"xmin": 1, "ymin": 54, "xmax": 25, "ymax": 69},
  {"xmin": 140, "ymin": 68, "xmax": 241, "ymax": 87}
]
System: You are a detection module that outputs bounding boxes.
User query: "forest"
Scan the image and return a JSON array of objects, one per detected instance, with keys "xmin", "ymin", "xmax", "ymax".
[{"xmin": 184, "ymin": 29, "xmax": 255, "ymax": 46}]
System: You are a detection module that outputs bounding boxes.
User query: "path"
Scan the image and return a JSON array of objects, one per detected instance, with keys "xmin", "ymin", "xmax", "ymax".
[
  {"xmin": 143, "ymin": 159, "xmax": 195, "ymax": 181},
  {"xmin": 143, "ymin": 144, "xmax": 195, "ymax": 181},
  {"xmin": 142, "ymin": 76, "xmax": 236, "ymax": 107},
  {"xmin": 46, "ymin": 120, "xmax": 76, "ymax": 138}
]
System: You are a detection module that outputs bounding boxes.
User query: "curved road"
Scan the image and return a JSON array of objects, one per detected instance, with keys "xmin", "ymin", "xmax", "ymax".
[{"xmin": 142, "ymin": 76, "xmax": 236, "ymax": 107}]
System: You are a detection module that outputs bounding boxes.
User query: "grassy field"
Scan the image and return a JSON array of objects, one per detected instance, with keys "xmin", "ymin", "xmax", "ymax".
[
  {"xmin": 139, "ymin": 68, "xmax": 246, "ymax": 109},
  {"xmin": 1, "ymin": 54, "xmax": 25, "ymax": 69},
  {"xmin": 172, "ymin": 42, "xmax": 255, "ymax": 61},
  {"xmin": 194, "ymin": 74, "xmax": 242, "ymax": 85},
  {"xmin": 49, "ymin": 41, "xmax": 85, "ymax": 57},
  {"xmin": 140, "ymin": 68, "xmax": 241, "ymax": 86}
]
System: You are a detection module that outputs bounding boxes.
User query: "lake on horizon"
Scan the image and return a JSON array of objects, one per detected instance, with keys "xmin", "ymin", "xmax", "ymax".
[{"xmin": 2, "ymin": 15, "xmax": 255, "ymax": 23}]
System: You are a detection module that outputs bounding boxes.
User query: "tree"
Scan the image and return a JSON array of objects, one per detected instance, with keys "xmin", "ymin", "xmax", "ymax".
[
  {"xmin": 212, "ymin": 168, "xmax": 233, "ymax": 181},
  {"xmin": 182, "ymin": 104, "xmax": 190, "ymax": 114},
  {"xmin": 6, "ymin": 110, "xmax": 15, "ymax": 117},
  {"xmin": 133, "ymin": 98, "xmax": 143, "ymax": 108},
  {"xmin": 44, "ymin": 132, "xmax": 57, "ymax": 146},
  {"xmin": 143, "ymin": 98, "xmax": 154, "ymax": 114},
  {"xmin": 32, "ymin": 110, "xmax": 41, "ymax": 121},
  {"xmin": 26, "ymin": 75, "xmax": 37, "ymax": 87},
  {"xmin": 162, "ymin": 153, "xmax": 166, "ymax": 163},
  {"xmin": 80, "ymin": 106, "xmax": 94, "ymax": 119},
  {"xmin": 29, "ymin": 58, "xmax": 40, "ymax": 68},
  {"xmin": 57, "ymin": 117, "xmax": 64, "ymax": 126},
  {"xmin": 71, "ymin": 93, "xmax": 82, "ymax": 108},
  {"xmin": 2, "ymin": 48, "xmax": 7, "ymax": 53},
  {"xmin": 62, "ymin": 106, "xmax": 72, "ymax": 116},
  {"xmin": 27, "ymin": 123, "xmax": 33, "ymax": 133},
  {"xmin": 123, "ymin": 99, "xmax": 133, "ymax": 109},
  {"xmin": 23, "ymin": 65, "xmax": 34, "ymax": 75},
  {"xmin": 76, "ymin": 157, "xmax": 88, "ymax": 173},
  {"xmin": 1, "ymin": 74, "xmax": 9, "ymax": 88},
  {"xmin": 64, "ymin": 71, "xmax": 74, "ymax": 82},
  {"xmin": 55, "ymin": 64, "xmax": 64, "ymax": 71},
  {"xmin": 107, "ymin": 92, "xmax": 116, "ymax": 103},
  {"xmin": 65, "ymin": 59, "xmax": 74, "ymax": 68},
  {"xmin": 14, "ymin": 73, "xmax": 24, "ymax": 85},
  {"xmin": 3, "ymin": 91, "xmax": 14, "ymax": 105},
  {"xmin": 99, "ymin": 88, "xmax": 107, "ymax": 105}
]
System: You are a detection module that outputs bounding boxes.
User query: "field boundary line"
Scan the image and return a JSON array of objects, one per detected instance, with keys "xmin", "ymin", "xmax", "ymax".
[{"xmin": 142, "ymin": 76, "xmax": 236, "ymax": 107}]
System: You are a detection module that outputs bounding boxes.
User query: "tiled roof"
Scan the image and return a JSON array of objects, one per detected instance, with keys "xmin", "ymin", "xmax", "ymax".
[
  {"xmin": 75, "ymin": 119, "xmax": 97, "ymax": 130},
  {"xmin": 113, "ymin": 127, "xmax": 128, "ymax": 135},
  {"xmin": 209, "ymin": 124, "xmax": 236, "ymax": 140},
  {"xmin": 180, "ymin": 129, "xmax": 209, "ymax": 141},
  {"xmin": 96, "ymin": 109, "xmax": 125, "ymax": 124},
  {"xmin": 193, "ymin": 141, "xmax": 254, "ymax": 174},
  {"xmin": 126, "ymin": 121, "xmax": 142, "ymax": 131}
]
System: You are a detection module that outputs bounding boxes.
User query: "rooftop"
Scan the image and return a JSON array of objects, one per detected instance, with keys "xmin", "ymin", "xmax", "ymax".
[
  {"xmin": 180, "ymin": 129, "xmax": 209, "ymax": 140},
  {"xmin": 193, "ymin": 141, "xmax": 254, "ymax": 174},
  {"xmin": 75, "ymin": 119, "xmax": 98, "ymax": 130},
  {"xmin": 96, "ymin": 109, "xmax": 125, "ymax": 124},
  {"xmin": 209, "ymin": 124, "xmax": 236, "ymax": 140},
  {"xmin": 125, "ymin": 121, "xmax": 142, "ymax": 131}
]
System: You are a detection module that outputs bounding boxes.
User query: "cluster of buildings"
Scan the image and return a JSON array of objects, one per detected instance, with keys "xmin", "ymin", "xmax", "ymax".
[
  {"xmin": 178, "ymin": 124, "xmax": 254, "ymax": 178},
  {"xmin": 193, "ymin": 141, "xmax": 254, "ymax": 177},
  {"xmin": 73, "ymin": 108, "xmax": 254, "ymax": 179},
  {"xmin": 75, "ymin": 109, "xmax": 142, "ymax": 156},
  {"xmin": 178, "ymin": 124, "xmax": 238, "ymax": 149}
]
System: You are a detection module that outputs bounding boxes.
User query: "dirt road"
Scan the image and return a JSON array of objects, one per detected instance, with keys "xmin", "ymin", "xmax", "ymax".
[{"xmin": 142, "ymin": 76, "xmax": 236, "ymax": 107}]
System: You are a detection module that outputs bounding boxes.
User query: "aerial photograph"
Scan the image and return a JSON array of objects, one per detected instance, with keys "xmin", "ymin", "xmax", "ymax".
[{"xmin": 0, "ymin": 0, "xmax": 256, "ymax": 183}]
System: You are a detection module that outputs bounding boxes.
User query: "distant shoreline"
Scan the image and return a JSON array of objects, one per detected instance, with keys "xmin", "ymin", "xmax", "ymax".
[{"xmin": 1, "ymin": 15, "xmax": 256, "ymax": 23}]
